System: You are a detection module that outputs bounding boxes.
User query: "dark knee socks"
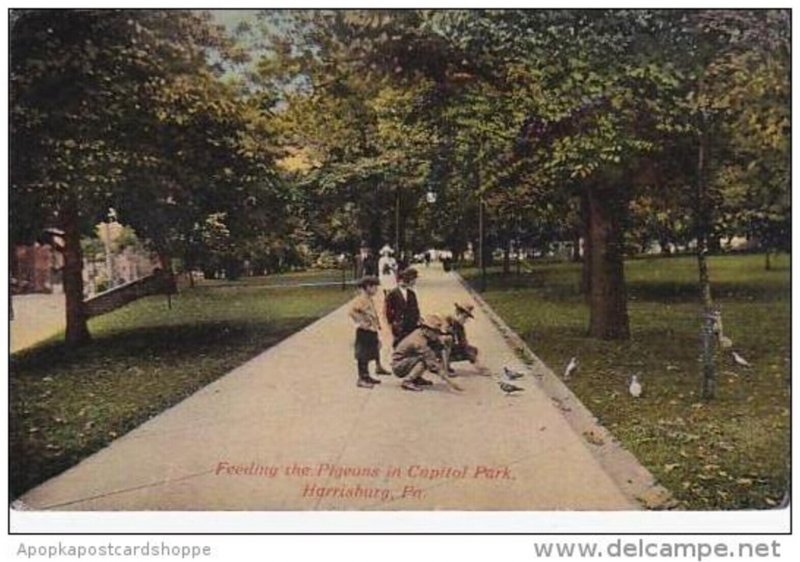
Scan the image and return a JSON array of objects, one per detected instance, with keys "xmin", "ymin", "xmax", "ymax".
[{"xmin": 357, "ymin": 359, "xmax": 370, "ymax": 380}]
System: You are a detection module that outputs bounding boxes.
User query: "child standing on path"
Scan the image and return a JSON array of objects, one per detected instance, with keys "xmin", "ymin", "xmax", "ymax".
[
  {"xmin": 385, "ymin": 267, "xmax": 421, "ymax": 347},
  {"xmin": 349, "ymin": 276, "xmax": 391, "ymax": 388}
]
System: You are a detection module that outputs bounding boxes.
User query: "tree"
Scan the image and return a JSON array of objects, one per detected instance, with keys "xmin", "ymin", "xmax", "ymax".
[
  {"xmin": 10, "ymin": 9, "xmax": 283, "ymax": 344},
  {"xmin": 657, "ymin": 10, "xmax": 790, "ymax": 311},
  {"xmin": 247, "ymin": 8, "xmax": 789, "ymax": 342},
  {"xmin": 453, "ymin": 10, "xmax": 691, "ymax": 339},
  {"xmin": 11, "ymin": 10, "xmax": 165, "ymax": 344}
]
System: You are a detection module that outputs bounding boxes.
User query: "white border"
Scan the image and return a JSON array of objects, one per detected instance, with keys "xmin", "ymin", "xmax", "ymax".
[{"xmin": 2, "ymin": 1, "xmax": 795, "ymax": 536}]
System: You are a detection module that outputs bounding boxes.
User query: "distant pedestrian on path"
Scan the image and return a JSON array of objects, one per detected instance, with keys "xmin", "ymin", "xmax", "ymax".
[
  {"xmin": 363, "ymin": 250, "xmax": 378, "ymax": 277},
  {"xmin": 398, "ymin": 253, "xmax": 410, "ymax": 272},
  {"xmin": 385, "ymin": 267, "xmax": 420, "ymax": 347},
  {"xmin": 349, "ymin": 276, "xmax": 390, "ymax": 389},
  {"xmin": 392, "ymin": 315, "xmax": 446, "ymax": 391},
  {"xmin": 377, "ymin": 245, "xmax": 398, "ymax": 294},
  {"xmin": 424, "ymin": 251, "xmax": 431, "ymax": 268},
  {"xmin": 441, "ymin": 302, "xmax": 479, "ymax": 375}
]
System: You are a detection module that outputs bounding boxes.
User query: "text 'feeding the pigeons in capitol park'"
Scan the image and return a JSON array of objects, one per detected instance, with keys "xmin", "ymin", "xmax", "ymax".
[{"xmin": 214, "ymin": 461, "xmax": 515, "ymax": 501}]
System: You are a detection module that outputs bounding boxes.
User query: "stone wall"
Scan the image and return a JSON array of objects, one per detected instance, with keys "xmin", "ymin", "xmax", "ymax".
[{"xmin": 84, "ymin": 272, "xmax": 176, "ymax": 318}]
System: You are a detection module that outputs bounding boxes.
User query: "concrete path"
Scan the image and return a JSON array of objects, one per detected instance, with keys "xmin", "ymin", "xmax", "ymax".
[
  {"xmin": 19, "ymin": 264, "xmax": 646, "ymax": 511},
  {"xmin": 10, "ymin": 293, "xmax": 65, "ymax": 353}
]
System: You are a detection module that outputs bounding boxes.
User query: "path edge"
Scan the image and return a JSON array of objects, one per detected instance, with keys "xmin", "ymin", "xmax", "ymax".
[{"xmin": 451, "ymin": 270, "xmax": 676, "ymax": 510}]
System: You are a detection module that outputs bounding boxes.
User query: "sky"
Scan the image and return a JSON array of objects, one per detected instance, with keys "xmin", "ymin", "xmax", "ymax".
[{"xmin": 209, "ymin": 9, "xmax": 261, "ymax": 33}]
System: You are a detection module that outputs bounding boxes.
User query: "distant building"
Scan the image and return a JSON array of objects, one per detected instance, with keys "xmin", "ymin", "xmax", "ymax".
[{"xmin": 12, "ymin": 243, "xmax": 62, "ymax": 294}]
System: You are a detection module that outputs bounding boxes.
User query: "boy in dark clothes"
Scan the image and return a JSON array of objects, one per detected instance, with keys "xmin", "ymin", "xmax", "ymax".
[{"xmin": 385, "ymin": 267, "xmax": 421, "ymax": 347}]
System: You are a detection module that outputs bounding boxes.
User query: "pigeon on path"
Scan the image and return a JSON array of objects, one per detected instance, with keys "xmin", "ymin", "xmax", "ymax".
[
  {"xmin": 503, "ymin": 366, "xmax": 524, "ymax": 380},
  {"xmin": 628, "ymin": 375, "xmax": 642, "ymax": 398},
  {"xmin": 564, "ymin": 357, "xmax": 578, "ymax": 380},
  {"xmin": 497, "ymin": 381, "xmax": 525, "ymax": 395},
  {"xmin": 731, "ymin": 351, "xmax": 752, "ymax": 367}
]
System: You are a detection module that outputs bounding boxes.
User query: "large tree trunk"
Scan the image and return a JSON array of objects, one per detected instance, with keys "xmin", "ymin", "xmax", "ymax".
[
  {"xmin": 707, "ymin": 233, "xmax": 721, "ymax": 254},
  {"xmin": 580, "ymin": 190, "xmax": 592, "ymax": 297},
  {"xmin": 660, "ymin": 234, "xmax": 672, "ymax": 255},
  {"xmin": 697, "ymin": 239, "xmax": 712, "ymax": 309},
  {"xmin": 587, "ymin": 183, "xmax": 630, "ymax": 340},
  {"xmin": 695, "ymin": 132, "xmax": 714, "ymax": 312},
  {"xmin": 62, "ymin": 206, "xmax": 91, "ymax": 346},
  {"xmin": 572, "ymin": 230, "xmax": 581, "ymax": 262}
]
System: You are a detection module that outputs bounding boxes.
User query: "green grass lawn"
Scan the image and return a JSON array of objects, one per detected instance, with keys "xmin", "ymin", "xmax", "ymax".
[
  {"xmin": 461, "ymin": 253, "xmax": 790, "ymax": 510},
  {"xmin": 10, "ymin": 278, "xmax": 352, "ymax": 498}
]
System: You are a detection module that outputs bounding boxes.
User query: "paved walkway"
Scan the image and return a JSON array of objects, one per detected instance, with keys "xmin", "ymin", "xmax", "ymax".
[
  {"xmin": 10, "ymin": 293, "xmax": 65, "ymax": 353},
  {"xmin": 19, "ymin": 265, "xmax": 649, "ymax": 511}
]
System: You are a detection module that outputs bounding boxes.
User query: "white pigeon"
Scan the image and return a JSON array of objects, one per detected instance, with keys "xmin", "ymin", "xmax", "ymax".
[
  {"xmin": 732, "ymin": 351, "xmax": 752, "ymax": 367},
  {"xmin": 564, "ymin": 356, "xmax": 578, "ymax": 380},
  {"xmin": 629, "ymin": 375, "xmax": 642, "ymax": 398},
  {"xmin": 711, "ymin": 310, "xmax": 734, "ymax": 349}
]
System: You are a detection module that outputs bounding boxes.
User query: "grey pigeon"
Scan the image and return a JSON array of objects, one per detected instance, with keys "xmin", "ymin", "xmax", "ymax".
[
  {"xmin": 503, "ymin": 366, "xmax": 524, "ymax": 380},
  {"xmin": 498, "ymin": 381, "xmax": 524, "ymax": 395},
  {"xmin": 564, "ymin": 356, "xmax": 578, "ymax": 379}
]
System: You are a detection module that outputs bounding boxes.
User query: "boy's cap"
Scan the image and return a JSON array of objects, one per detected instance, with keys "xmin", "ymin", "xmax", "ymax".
[
  {"xmin": 421, "ymin": 314, "xmax": 445, "ymax": 332},
  {"xmin": 454, "ymin": 302, "xmax": 475, "ymax": 318},
  {"xmin": 399, "ymin": 268, "xmax": 419, "ymax": 282}
]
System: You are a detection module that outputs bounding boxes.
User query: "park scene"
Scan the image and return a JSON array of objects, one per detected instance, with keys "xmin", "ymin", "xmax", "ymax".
[{"xmin": 9, "ymin": 10, "xmax": 789, "ymax": 513}]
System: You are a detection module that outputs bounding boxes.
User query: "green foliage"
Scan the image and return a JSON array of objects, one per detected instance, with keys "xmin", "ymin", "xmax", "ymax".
[
  {"xmin": 10, "ymin": 9, "xmax": 285, "ymax": 271},
  {"xmin": 11, "ymin": 8, "xmax": 789, "ymax": 272}
]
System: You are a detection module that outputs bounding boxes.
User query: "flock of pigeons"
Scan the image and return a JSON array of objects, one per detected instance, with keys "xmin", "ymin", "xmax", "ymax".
[
  {"xmin": 495, "ymin": 366, "xmax": 527, "ymax": 395},
  {"xmin": 494, "ymin": 345, "xmax": 752, "ymax": 399}
]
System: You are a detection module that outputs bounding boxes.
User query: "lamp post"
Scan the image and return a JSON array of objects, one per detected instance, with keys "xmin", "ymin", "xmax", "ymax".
[
  {"xmin": 395, "ymin": 186, "xmax": 401, "ymax": 256},
  {"xmin": 477, "ymin": 134, "xmax": 487, "ymax": 292},
  {"xmin": 103, "ymin": 207, "xmax": 117, "ymax": 290}
]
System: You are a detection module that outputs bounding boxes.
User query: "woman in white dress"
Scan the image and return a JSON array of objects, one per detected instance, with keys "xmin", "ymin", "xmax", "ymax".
[{"xmin": 377, "ymin": 245, "xmax": 398, "ymax": 293}]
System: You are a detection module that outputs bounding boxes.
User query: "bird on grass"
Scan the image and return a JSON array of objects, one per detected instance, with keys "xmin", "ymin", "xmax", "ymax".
[
  {"xmin": 564, "ymin": 356, "xmax": 578, "ymax": 380},
  {"xmin": 498, "ymin": 381, "xmax": 525, "ymax": 395},
  {"xmin": 731, "ymin": 351, "xmax": 752, "ymax": 368},
  {"xmin": 503, "ymin": 366, "xmax": 525, "ymax": 380},
  {"xmin": 711, "ymin": 310, "xmax": 734, "ymax": 349},
  {"xmin": 628, "ymin": 375, "xmax": 642, "ymax": 398}
]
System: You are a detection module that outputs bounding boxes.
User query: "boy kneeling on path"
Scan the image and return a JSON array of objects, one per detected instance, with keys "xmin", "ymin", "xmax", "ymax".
[
  {"xmin": 391, "ymin": 314, "xmax": 447, "ymax": 392},
  {"xmin": 441, "ymin": 302, "xmax": 479, "ymax": 376},
  {"xmin": 349, "ymin": 275, "xmax": 391, "ymax": 389}
]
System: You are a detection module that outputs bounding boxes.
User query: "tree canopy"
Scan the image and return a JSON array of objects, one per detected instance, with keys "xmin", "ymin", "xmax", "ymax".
[{"xmin": 10, "ymin": 8, "xmax": 789, "ymax": 345}]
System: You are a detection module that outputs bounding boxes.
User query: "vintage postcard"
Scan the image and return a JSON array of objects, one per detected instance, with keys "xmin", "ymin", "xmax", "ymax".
[{"xmin": 6, "ymin": 7, "xmax": 790, "ymax": 529}]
